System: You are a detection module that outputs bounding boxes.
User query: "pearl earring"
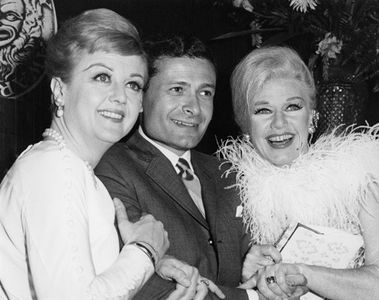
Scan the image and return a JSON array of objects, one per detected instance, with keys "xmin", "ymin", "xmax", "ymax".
[
  {"xmin": 308, "ymin": 124, "xmax": 315, "ymax": 134},
  {"xmin": 56, "ymin": 104, "xmax": 64, "ymax": 118},
  {"xmin": 52, "ymin": 94, "xmax": 64, "ymax": 118}
]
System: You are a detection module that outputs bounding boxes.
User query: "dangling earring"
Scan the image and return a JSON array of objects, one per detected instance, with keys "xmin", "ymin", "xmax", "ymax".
[
  {"xmin": 56, "ymin": 104, "xmax": 64, "ymax": 118},
  {"xmin": 52, "ymin": 94, "xmax": 64, "ymax": 118},
  {"xmin": 308, "ymin": 110, "xmax": 319, "ymax": 134},
  {"xmin": 308, "ymin": 123, "xmax": 315, "ymax": 134}
]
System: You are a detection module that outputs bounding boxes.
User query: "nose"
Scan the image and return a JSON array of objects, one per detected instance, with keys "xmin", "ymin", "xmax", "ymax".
[
  {"xmin": 109, "ymin": 82, "xmax": 127, "ymax": 104},
  {"xmin": 182, "ymin": 94, "xmax": 200, "ymax": 116},
  {"xmin": 271, "ymin": 111, "xmax": 287, "ymax": 129}
]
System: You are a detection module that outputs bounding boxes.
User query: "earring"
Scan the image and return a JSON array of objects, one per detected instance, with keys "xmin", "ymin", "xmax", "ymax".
[
  {"xmin": 56, "ymin": 104, "xmax": 64, "ymax": 118},
  {"xmin": 308, "ymin": 110, "xmax": 319, "ymax": 134},
  {"xmin": 308, "ymin": 124, "xmax": 315, "ymax": 134},
  {"xmin": 52, "ymin": 94, "xmax": 64, "ymax": 118}
]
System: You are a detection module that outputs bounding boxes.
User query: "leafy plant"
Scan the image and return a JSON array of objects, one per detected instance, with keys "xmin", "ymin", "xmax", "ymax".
[{"xmin": 214, "ymin": 0, "xmax": 379, "ymax": 91}]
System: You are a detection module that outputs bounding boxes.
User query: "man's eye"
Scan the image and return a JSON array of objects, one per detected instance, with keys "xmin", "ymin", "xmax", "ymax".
[
  {"xmin": 127, "ymin": 82, "xmax": 142, "ymax": 92},
  {"xmin": 169, "ymin": 87, "xmax": 183, "ymax": 93},
  {"xmin": 94, "ymin": 73, "xmax": 110, "ymax": 82},
  {"xmin": 287, "ymin": 104, "xmax": 303, "ymax": 111},
  {"xmin": 254, "ymin": 108, "xmax": 271, "ymax": 114},
  {"xmin": 200, "ymin": 90, "xmax": 214, "ymax": 97}
]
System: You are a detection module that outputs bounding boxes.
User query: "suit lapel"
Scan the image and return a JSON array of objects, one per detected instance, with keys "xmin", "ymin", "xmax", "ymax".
[
  {"xmin": 129, "ymin": 133, "xmax": 209, "ymax": 229},
  {"xmin": 192, "ymin": 154, "xmax": 218, "ymax": 237}
]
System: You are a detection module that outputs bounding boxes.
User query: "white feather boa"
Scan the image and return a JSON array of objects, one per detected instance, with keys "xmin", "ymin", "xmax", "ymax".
[{"xmin": 218, "ymin": 125, "xmax": 379, "ymax": 244}]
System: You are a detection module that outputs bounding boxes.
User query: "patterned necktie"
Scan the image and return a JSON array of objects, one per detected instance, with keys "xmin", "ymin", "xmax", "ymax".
[{"xmin": 176, "ymin": 158, "xmax": 205, "ymax": 217}]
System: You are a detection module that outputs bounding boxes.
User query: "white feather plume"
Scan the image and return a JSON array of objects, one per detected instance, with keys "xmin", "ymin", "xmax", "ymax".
[{"xmin": 218, "ymin": 125, "xmax": 379, "ymax": 244}]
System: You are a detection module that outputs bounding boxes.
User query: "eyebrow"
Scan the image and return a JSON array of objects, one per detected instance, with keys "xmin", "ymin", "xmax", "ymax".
[
  {"xmin": 168, "ymin": 81, "xmax": 189, "ymax": 86},
  {"xmin": 168, "ymin": 81, "xmax": 216, "ymax": 89},
  {"xmin": 254, "ymin": 96, "xmax": 304, "ymax": 106},
  {"xmin": 129, "ymin": 73, "xmax": 145, "ymax": 79},
  {"xmin": 83, "ymin": 63, "xmax": 145, "ymax": 79},
  {"xmin": 83, "ymin": 63, "xmax": 112, "ymax": 72},
  {"xmin": 202, "ymin": 83, "xmax": 216, "ymax": 89}
]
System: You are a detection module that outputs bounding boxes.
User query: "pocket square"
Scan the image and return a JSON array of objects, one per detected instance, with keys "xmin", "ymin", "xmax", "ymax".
[{"xmin": 235, "ymin": 205, "xmax": 243, "ymax": 217}]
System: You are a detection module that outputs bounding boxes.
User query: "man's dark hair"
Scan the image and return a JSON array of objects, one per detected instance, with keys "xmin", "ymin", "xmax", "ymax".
[{"xmin": 143, "ymin": 35, "xmax": 216, "ymax": 79}]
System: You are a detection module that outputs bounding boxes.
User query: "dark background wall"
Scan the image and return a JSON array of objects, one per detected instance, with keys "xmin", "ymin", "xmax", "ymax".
[{"xmin": 1, "ymin": 0, "xmax": 378, "ymax": 179}]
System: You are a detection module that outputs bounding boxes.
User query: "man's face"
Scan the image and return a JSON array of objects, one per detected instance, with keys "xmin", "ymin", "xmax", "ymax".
[
  {"xmin": 0, "ymin": 0, "xmax": 24, "ymax": 47},
  {"xmin": 142, "ymin": 56, "xmax": 216, "ymax": 155}
]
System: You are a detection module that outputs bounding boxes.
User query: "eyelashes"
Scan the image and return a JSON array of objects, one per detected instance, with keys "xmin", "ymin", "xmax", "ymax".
[
  {"xmin": 94, "ymin": 73, "xmax": 110, "ymax": 83},
  {"xmin": 126, "ymin": 82, "xmax": 143, "ymax": 92},
  {"xmin": 93, "ymin": 73, "xmax": 144, "ymax": 92},
  {"xmin": 254, "ymin": 108, "xmax": 270, "ymax": 115},
  {"xmin": 253, "ymin": 103, "xmax": 304, "ymax": 115}
]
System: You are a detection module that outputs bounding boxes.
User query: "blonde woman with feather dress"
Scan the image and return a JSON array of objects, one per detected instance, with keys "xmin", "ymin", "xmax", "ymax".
[{"xmin": 219, "ymin": 46, "xmax": 379, "ymax": 300}]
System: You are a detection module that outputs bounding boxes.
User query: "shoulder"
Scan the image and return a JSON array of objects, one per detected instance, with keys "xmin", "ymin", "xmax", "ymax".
[
  {"xmin": 312, "ymin": 125, "xmax": 379, "ymax": 176},
  {"xmin": 96, "ymin": 141, "xmax": 141, "ymax": 176},
  {"xmin": 99, "ymin": 132, "xmax": 155, "ymax": 165},
  {"xmin": 192, "ymin": 150, "xmax": 221, "ymax": 170},
  {"xmin": 1, "ymin": 141, "xmax": 90, "ymax": 212},
  {"xmin": 192, "ymin": 150, "xmax": 237, "ymax": 184},
  {"xmin": 9, "ymin": 141, "xmax": 87, "ymax": 189}
]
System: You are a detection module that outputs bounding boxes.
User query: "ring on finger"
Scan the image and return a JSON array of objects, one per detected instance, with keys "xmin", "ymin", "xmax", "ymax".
[
  {"xmin": 265, "ymin": 276, "xmax": 276, "ymax": 285},
  {"xmin": 200, "ymin": 278, "xmax": 210, "ymax": 286}
]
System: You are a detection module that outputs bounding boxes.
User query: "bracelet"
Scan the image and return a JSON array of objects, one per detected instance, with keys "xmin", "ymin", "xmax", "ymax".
[
  {"xmin": 138, "ymin": 241, "xmax": 159, "ymax": 264},
  {"xmin": 132, "ymin": 242, "xmax": 156, "ymax": 268}
]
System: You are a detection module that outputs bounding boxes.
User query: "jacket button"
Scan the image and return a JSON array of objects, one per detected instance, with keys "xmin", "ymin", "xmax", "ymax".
[{"xmin": 208, "ymin": 239, "xmax": 214, "ymax": 245}]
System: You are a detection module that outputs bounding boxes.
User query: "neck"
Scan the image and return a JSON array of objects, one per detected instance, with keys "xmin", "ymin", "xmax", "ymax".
[{"xmin": 49, "ymin": 119, "xmax": 110, "ymax": 167}]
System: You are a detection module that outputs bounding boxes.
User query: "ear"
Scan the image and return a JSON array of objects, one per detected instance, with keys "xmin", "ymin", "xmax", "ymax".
[{"xmin": 50, "ymin": 77, "xmax": 64, "ymax": 105}]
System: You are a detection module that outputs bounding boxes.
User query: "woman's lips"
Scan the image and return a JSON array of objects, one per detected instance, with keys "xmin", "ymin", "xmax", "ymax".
[{"xmin": 266, "ymin": 134, "xmax": 294, "ymax": 149}]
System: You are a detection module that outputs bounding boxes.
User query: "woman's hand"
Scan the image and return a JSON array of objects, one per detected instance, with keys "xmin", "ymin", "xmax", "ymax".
[
  {"xmin": 240, "ymin": 244, "xmax": 282, "ymax": 288},
  {"xmin": 114, "ymin": 198, "xmax": 169, "ymax": 261},
  {"xmin": 256, "ymin": 263, "xmax": 308, "ymax": 300}
]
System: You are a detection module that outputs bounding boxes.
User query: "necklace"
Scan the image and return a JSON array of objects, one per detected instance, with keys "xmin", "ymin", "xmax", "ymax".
[
  {"xmin": 42, "ymin": 128, "xmax": 97, "ymax": 187},
  {"xmin": 42, "ymin": 128, "xmax": 65, "ymax": 150}
]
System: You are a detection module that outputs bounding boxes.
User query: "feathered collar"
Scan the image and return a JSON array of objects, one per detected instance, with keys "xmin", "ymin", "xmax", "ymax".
[{"xmin": 218, "ymin": 125, "xmax": 379, "ymax": 244}]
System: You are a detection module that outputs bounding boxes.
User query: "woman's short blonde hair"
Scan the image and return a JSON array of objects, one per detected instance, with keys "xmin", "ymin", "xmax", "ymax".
[
  {"xmin": 45, "ymin": 8, "xmax": 145, "ymax": 83},
  {"xmin": 230, "ymin": 46, "xmax": 316, "ymax": 133}
]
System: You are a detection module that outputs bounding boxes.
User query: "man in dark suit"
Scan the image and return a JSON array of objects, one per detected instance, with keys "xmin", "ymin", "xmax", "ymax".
[{"xmin": 95, "ymin": 36, "xmax": 291, "ymax": 300}]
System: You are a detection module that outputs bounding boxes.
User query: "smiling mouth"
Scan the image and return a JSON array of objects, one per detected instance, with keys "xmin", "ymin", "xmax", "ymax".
[
  {"xmin": 267, "ymin": 134, "xmax": 294, "ymax": 148},
  {"xmin": 172, "ymin": 119, "xmax": 198, "ymax": 127},
  {"xmin": 98, "ymin": 110, "xmax": 124, "ymax": 121}
]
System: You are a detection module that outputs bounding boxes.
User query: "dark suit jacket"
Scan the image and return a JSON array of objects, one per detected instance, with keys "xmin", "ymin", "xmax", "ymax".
[{"xmin": 95, "ymin": 132, "xmax": 250, "ymax": 300}]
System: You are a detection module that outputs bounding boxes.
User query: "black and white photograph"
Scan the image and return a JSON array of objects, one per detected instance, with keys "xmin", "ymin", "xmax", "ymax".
[{"xmin": 0, "ymin": 0, "xmax": 378, "ymax": 299}]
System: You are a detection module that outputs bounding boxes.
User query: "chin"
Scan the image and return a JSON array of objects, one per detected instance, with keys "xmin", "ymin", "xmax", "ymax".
[
  {"xmin": 176, "ymin": 136, "xmax": 200, "ymax": 148},
  {"xmin": 99, "ymin": 131, "xmax": 124, "ymax": 145},
  {"xmin": 271, "ymin": 155, "xmax": 298, "ymax": 167}
]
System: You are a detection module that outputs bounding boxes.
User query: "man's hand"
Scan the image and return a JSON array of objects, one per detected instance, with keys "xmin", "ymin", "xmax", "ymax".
[
  {"xmin": 156, "ymin": 255, "xmax": 193, "ymax": 287},
  {"xmin": 164, "ymin": 262, "xmax": 200, "ymax": 300},
  {"xmin": 114, "ymin": 198, "xmax": 169, "ymax": 261},
  {"xmin": 157, "ymin": 256, "xmax": 225, "ymax": 300}
]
